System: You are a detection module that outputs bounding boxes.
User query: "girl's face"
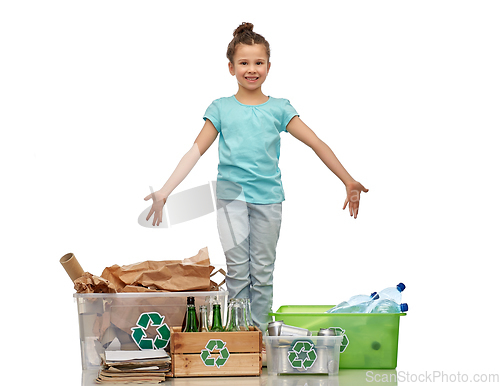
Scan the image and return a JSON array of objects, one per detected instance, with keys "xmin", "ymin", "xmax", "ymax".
[{"xmin": 228, "ymin": 44, "xmax": 271, "ymax": 93}]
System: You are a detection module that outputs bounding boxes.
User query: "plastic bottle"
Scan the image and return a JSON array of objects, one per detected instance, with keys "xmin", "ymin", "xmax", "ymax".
[
  {"xmin": 327, "ymin": 300, "xmax": 374, "ymax": 313},
  {"xmin": 348, "ymin": 292, "xmax": 379, "ymax": 305},
  {"xmin": 378, "ymin": 283, "xmax": 406, "ymax": 303},
  {"xmin": 211, "ymin": 303, "xmax": 224, "ymax": 332},
  {"xmin": 183, "ymin": 303, "xmax": 198, "ymax": 332},
  {"xmin": 369, "ymin": 299, "xmax": 408, "ymax": 314},
  {"xmin": 327, "ymin": 292, "xmax": 378, "ymax": 313}
]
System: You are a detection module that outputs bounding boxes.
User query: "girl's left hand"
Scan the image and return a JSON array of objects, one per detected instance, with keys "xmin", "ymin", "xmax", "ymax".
[{"xmin": 343, "ymin": 181, "xmax": 369, "ymax": 219}]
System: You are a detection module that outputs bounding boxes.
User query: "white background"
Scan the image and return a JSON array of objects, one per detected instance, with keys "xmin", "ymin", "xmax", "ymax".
[{"xmin": 2, "ymin": 1, "xmax": 499, "ymax": 384}]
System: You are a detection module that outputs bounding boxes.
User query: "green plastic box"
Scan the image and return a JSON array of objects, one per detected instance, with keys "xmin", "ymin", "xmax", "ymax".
[{"xmin": 270, "ymin": 305, "xmax": 406, "ymax": 369}]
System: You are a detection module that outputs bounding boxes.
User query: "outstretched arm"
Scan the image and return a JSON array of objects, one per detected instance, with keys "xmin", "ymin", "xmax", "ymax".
[
  {"xmin": 144, "ymin": 119, "xmax": 219, "ymax": 225},
  {"xmin": 286, "ymin": 116, "xmax": 368, "ymax": 218}
]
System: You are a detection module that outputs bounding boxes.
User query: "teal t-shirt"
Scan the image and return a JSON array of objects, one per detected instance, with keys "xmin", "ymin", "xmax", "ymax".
[{"xmin": 203, "ymin": 96, "xmax": 299, "ymax": 204}]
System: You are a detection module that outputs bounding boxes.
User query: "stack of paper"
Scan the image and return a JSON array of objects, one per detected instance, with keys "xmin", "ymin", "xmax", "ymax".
[{"xmin": 96, "ymin": 350, "xmax": 171, "ymax": 383}]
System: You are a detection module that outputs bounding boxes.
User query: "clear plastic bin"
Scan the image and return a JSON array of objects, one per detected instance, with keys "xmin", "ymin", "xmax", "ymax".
[
  {"xmin": 264, "ymin": 335, "xmax": 343, "ymax": 376},
  {"xmin": 74, "ymin": 290, "xmax": 228, "ymax": 370}
]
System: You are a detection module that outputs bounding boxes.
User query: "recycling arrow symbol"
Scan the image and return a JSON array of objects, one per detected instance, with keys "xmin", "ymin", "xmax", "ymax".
[
  {"xmin": 328, "ymin": 327, "xmax": 349, "ymax": 353},
  {"xmin": 287, "ymin": 340, "xmax": 317, "ymax": 370},
  {"xmin": 200, "ymin": 339, "xmax": 230, "ymax": 368},
  {"xmin": 131, "ymin": 312, "xmax": 170, "ymax": 350}
]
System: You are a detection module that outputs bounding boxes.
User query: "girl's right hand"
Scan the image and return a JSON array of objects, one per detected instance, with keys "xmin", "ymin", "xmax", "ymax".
[{"xmin": 144, "ymin": 190, "xmax": 168, "ymax": 226}]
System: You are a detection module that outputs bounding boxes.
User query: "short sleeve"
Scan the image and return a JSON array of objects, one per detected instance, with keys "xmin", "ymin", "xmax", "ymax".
[
  {"xmin": 203, "ymin": 100, "xmax": 221, "ymax": 132},
  {"xmin": 281, "ymin": 99, "xmax": 299, "ymax": 132}
]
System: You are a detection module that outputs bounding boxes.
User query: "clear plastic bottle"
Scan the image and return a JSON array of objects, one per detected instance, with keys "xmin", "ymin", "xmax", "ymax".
[
  {"xmin": 348, "ymin": 292, "xmax": 379, "ymax": 305},
  {"xmin": 327, "ymin": 292, "xmax": 378, "ymax": 313},
  {"xmin": 369, "ymin": 299, "xmax": 408, "ymax": 314},
  {"xmin": 330, "ymin": 300, "xmax": 349, "ymax": 310},
  {"xmin": 378, "ymin": 283, "xmax": 406, "ymax": 303},
  {"xmin": 327, "ymin": 300, "xmax": 374, "ymax": 314}
]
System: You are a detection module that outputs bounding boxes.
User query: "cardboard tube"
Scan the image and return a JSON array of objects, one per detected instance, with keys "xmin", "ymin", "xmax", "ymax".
[{"xmin": 60, "ymin": 252, "xmax": 84, "ymax": 282}]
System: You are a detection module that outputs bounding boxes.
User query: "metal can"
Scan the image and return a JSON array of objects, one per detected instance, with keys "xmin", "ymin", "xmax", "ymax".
[
  {"xmin": 267, "ymin": 320, "xmax": 284, "ymax": 336},
  {"xmin": 280, "ymin": 324, "xmax": 312, "ymax": 337},
  {"xmin": 313, "ymin": 346, "xmax": 329, "ymax": 373},
  {"xmin": 318, "ymin": 328, "xmax": 336, "ymax": 336},
  {"xmin": 318, "ymin": 328, "xmax": 342, "ymax": 349}
]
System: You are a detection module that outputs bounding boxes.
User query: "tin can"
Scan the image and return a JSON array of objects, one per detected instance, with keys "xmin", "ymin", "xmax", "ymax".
[
  {"xmin": 267, "ymin": 320, "xmax": 284, "ymax": 336},
  {"xmin": 313, "ymin": 346, "xmax": 329, "ymax": 373},
  {"xmin": 280, "ymin": 324, "xmax": 312, "ymax": 337},
  {"xmin": 318, "ymin": 329, "xmax": 342, "ymax": 349},
  {"xmin": 278, "ymin": 345, "xmax": 292, "ymax": 373},
  {"xmin": 318, "ymin": 328, "xmax": 336, "ymax": 336}
]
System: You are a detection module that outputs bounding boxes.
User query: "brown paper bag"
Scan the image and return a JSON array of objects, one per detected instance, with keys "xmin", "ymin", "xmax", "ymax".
[
  {"xmin": 209, "ymin": 268, "xmax": 226, "ymax": 291},
  {"xmin": 74, "ymin": 272, "xmax": 117, "ymax": 293},
  {"xmin": 101, "ymin": 247, "xmax": 214, "ymax": 292}
]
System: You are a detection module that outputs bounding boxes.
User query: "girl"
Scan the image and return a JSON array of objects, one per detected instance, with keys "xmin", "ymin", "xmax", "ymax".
[{"xmin": 145, "ymin": 22, "xmax": 368, "ymax": 332}]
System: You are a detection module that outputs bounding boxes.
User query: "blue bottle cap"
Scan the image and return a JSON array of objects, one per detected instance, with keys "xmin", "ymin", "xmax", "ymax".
[
  {"xmin": 397, "ymin": 283, "xmax": 406, "ymax": 292},
  {"xmin": 370, "ymin": 292, "xmax": 379, "ymax": 300},
  {"xmin": 400, "ymin": 303, "xmax": 409, "ymax": 312}
]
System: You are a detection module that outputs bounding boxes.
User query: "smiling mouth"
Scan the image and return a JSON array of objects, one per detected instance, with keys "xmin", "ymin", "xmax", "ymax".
[{"xmin": 245, "ymin": 77, "xmax": 259, "ymax": 81}]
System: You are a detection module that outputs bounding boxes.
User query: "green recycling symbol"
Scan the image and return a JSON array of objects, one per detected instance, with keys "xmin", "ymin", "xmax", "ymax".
[
  {"xmin": 200, "ymin": 339, "xmax": 230, "ymax": 368},
  {"xmin": 131, "ymin": 312, "xmax": 170, "ymax": 350},
  {"xmin": 287, "ymin": 340, "xmax": 317, "ymax": 370},
  {"xmin": 329, "ymin": 327, "xmax": 349, "ymax": 353}
]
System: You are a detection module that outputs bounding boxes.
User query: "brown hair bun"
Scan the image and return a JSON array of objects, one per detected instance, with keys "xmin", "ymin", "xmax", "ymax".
[
  {"xmin": 227, "ymin": 22, "xmax": 270, "ymax": 64},
  {"xmin": 233, "ymin": 22, "xmax": 254, "ymax": 37}
]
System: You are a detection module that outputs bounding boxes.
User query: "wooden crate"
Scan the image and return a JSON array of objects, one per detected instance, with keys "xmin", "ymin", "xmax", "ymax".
[{"xmin": 170, "ymin": 326, "xmax": 262, "ymax": 377}]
